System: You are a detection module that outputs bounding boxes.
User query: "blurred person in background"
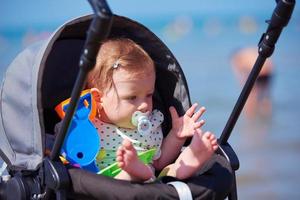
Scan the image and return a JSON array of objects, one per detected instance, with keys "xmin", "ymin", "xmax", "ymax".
[{"xmin": 231, "ymin": 47, "xmax": 273, "ymax": 119}]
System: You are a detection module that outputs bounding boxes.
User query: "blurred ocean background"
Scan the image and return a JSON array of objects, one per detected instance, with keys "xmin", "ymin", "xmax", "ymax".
[{"xmin": 1, "ymin": 1, "xmax": 299, "ymax": 199}]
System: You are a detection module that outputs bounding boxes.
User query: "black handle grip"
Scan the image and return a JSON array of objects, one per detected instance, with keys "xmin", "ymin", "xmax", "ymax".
[{"xmin": 258, "ymin": 0, "xmax": 295, "ymax": 57}]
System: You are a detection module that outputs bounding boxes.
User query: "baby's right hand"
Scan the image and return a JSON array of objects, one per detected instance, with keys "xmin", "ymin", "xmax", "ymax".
[{"xmin": 170, "ymin": 103, "xmax": 206, "ymax": 139}]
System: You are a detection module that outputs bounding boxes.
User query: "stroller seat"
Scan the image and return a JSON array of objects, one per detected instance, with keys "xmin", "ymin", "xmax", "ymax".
[{"xmin": 1, "ymin": 14, "xmax": 234, "ymax": 200}]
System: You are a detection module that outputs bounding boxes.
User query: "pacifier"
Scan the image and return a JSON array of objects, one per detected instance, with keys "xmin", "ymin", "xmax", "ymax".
[{"xmin": 131, "ymin": 111, "xmax": 152, "ymax": 135}]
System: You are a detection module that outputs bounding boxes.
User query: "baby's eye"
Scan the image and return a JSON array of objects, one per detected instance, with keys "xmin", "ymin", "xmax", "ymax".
[
  {"xmin": 146, "ymin": 93, "xmax": 153, "ymax": 98},
  {"xmin": 126, "ymin": 96, "xmax": 137, "ymax": 100}
]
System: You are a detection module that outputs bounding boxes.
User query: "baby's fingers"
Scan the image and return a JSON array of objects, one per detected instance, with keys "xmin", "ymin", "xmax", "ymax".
[
  {"xmin": 192, "ymin": 106, "xmax": 206, "ymax": 121},
  {"xmin": 185, "ymin": 103, "xmax": 198, "ymax": 117},
  {"xmin": 194, "ymin": 120, "xmax": 205, "ymax": 129}
]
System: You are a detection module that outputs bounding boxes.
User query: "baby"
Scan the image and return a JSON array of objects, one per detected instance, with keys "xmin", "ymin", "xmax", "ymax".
[{"xmin": 86, "ymin": 38, "xmax": 218, "ymax": 181}]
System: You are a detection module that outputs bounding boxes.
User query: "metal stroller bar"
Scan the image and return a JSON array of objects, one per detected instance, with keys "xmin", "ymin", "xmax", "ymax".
[{"xmin": 50, "ymin": 0, "xmax": 113, "ymax": 162}]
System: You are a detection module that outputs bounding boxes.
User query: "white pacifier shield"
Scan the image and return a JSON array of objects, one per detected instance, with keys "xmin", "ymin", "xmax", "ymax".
[{"xmin": 131, "ymin": 111, "xmax": 151, "ymax": 135}]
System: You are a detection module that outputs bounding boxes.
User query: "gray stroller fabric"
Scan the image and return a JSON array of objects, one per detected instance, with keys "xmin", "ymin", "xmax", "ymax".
[
  {"xmin": 0, "ymin": 15, "xmax": 191, "ymax": 171},
  {"xmin": 0, "ymin": 41, "xmax": 47, "ymax": 170}
]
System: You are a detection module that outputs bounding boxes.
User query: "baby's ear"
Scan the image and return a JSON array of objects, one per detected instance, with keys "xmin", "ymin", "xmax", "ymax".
[{"xmin": 90, "ymin": 88, "xmax": 102, "ymax": 103}]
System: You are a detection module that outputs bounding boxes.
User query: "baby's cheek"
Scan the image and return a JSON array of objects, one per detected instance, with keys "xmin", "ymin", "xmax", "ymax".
[
  {"xmin": 114, "ymin": 112, "xmax": 134, "ymax": 128},
  {"xmin": 116, "ymin": 102, "xmax": 136, "ymax": 126}
]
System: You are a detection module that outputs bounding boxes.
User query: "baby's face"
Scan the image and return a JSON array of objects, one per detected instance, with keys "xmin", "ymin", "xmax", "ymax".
[{"xmin": 100, "ymin": 67, "xmax": 155, "ymax": 129}]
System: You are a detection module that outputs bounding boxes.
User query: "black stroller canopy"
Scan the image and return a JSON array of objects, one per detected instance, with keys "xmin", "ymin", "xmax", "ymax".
[{"xmin": 42, "ymin": 14, "xmax": 193, "ymax": 140}]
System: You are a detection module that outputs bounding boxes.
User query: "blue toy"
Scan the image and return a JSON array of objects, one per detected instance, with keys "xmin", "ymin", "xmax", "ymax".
[{"xmin": 55, "ymin": 90, "xmax": 100, "ymax": 172}]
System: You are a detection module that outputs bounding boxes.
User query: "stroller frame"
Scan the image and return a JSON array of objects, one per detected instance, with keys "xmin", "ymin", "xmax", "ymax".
[{"xmin": 0, "ymin": 0, "xmax": 295, "ymax": 199}]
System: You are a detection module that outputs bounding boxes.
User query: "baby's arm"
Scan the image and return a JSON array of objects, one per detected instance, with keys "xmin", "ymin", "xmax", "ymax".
[{"xmin": 153, "ymin": 103, "xmax": 205, "ymax": 170}]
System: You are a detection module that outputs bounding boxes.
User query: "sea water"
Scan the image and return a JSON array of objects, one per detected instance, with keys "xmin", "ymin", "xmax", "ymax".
[{"xmin": 0, "ymin": 12, "xmax": 300, "ymax": 199}]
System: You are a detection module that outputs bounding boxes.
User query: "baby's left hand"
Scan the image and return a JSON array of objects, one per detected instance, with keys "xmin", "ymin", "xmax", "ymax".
[{"xmin": 170, "ymin": 103, "xmax": 206, "ymax": 139}]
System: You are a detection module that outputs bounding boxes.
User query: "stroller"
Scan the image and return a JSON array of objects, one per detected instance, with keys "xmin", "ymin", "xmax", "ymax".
[{"xmin": 0, "ymin": 0, "xmax": 295, "ymax": 199}]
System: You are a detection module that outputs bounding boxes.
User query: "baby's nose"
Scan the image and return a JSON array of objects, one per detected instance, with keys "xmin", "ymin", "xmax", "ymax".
[{"xmin": 138, "ymin": 102, "xmax": 149, "ymax": 113}]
